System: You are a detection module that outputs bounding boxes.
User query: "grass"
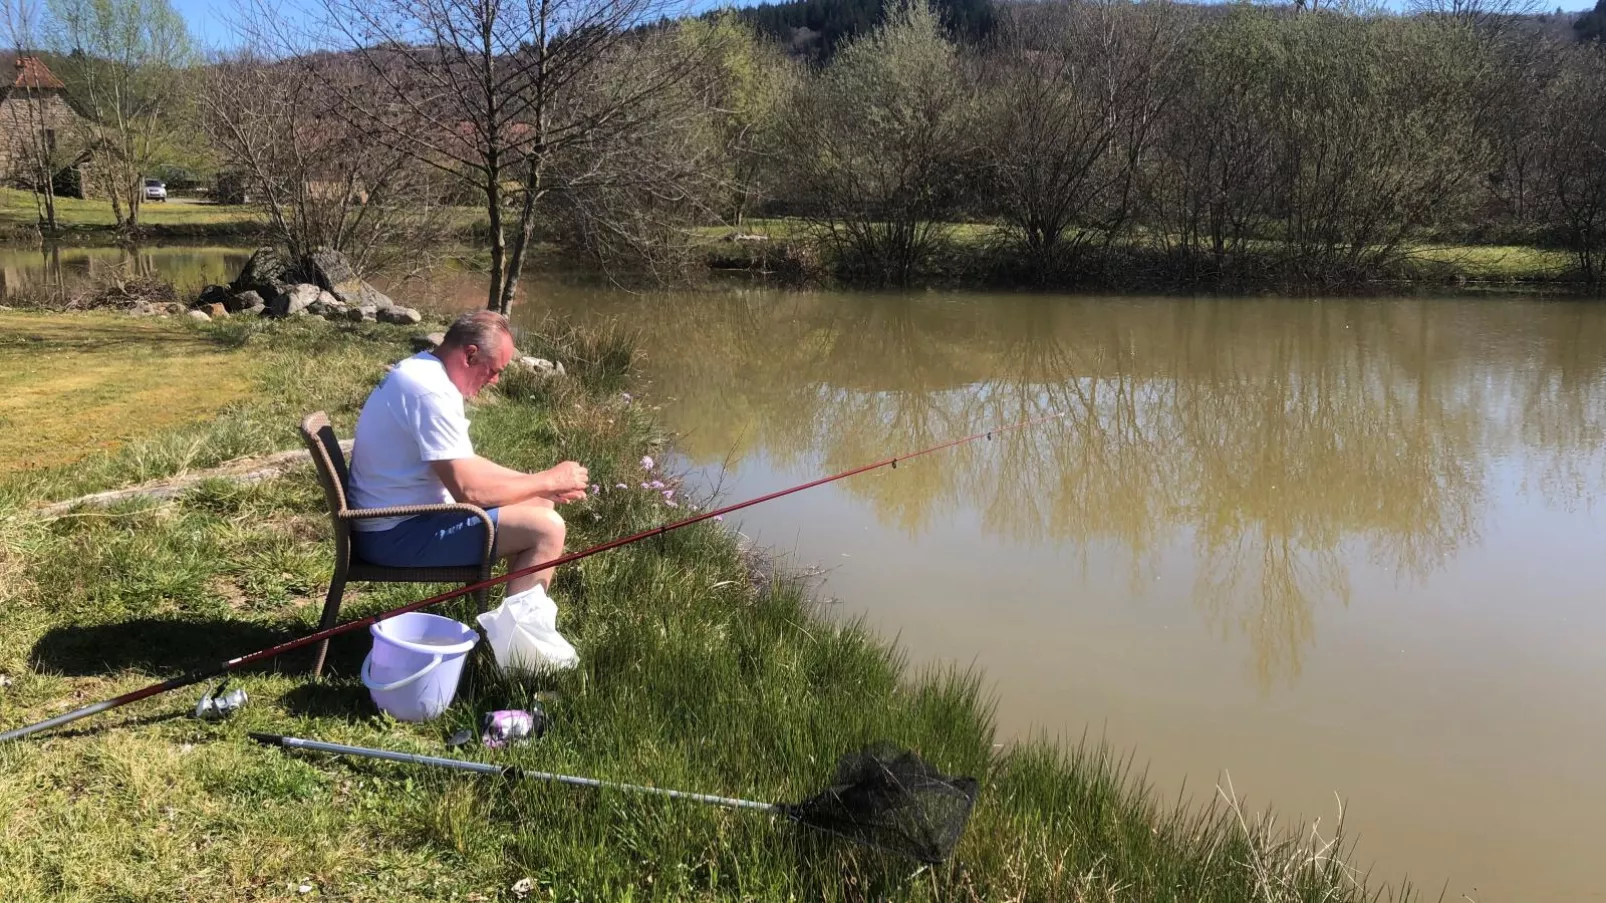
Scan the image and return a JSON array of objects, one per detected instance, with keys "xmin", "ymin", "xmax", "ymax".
[
  {"xmin": 704, "ymin": 216, "xmax": 1582, "ymax": 289},
  {"xmin": 0, "ymin": 313, "xmax": 1403, "ymax": 902},
  {"xmin": 1405, "ymin": 242, "xmax": 1574, "ymax": 280},
  {"xmin": 0, "ymin": 312, "xmax": 257, "ymax": 474},
  {"xmin": 0, "ymin": 188, "xmax": 489, "ymax": 242},
  {"xmin": 0, "ymin": 189, "xmax": 258, "ymax": 229}
]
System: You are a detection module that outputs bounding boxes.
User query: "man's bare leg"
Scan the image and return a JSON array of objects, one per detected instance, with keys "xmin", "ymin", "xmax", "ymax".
[{"xmin": 493, "ymin": 498, "xmax": 566, "ymax": 595}]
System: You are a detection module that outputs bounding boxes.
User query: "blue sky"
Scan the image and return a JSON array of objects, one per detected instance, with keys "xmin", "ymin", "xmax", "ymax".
[
  {"xmin": 169, "ymin": 0, "xmax": 243, "ymax": 49},
  {"xmin": 169, "ymin": 0, "xmax": 1598, "ymax": 49}
]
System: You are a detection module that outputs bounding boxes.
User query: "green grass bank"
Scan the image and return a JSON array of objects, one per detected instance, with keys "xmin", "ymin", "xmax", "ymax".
[
  {"xmin": 0, "ymin": 187, "xmax": 1582, "ymax": 295},
  {"xmin": 0, "ymin": 312, "xmax": 1404, "ymax": 902}
]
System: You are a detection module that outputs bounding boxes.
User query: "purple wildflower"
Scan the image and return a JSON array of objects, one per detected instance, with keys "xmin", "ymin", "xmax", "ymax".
[
  {"xmin": 713, "ymin": 515, "xmax": 723, "ymax": 522},
  {"xmin": 640, "ymin": 455, "xmax": 654, "ymax": 470},
  {"xmin": 664, "ymin": 499, "xmax": 678, "ymax": 508},
  {"xmin": 589, "ymin": 484, "xmax": 600, "ymax": 495},
  {"xmin": 621, "ymin": 392, "xmax": 633, "ymax": 403},
  {"xmin": 662, "ymin": 489, "xmax": 675, "ymax": 501},
  {"xmin": 615, "ymin": 483, "xmax": 628, "ymax": 490},
  {"xmin": 648, "ymin": 479, "xmax": 666, "ymax": 490}
]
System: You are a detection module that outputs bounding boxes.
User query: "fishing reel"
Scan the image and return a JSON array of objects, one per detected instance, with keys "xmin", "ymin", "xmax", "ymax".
[{"xmin": 194, "ymin": 678, "xmax": 248, "ymax": 721}]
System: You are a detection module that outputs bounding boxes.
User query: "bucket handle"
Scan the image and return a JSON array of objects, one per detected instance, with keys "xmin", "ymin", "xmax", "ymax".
[{"xmin": 361, "ymin": 653, "xmax": 443, "ymax": 693}]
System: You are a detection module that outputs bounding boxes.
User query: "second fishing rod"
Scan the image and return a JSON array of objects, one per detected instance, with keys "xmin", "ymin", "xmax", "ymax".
[{"xmin": 0, "ymin": 410, "xmax": 1064, "ymax": 743}]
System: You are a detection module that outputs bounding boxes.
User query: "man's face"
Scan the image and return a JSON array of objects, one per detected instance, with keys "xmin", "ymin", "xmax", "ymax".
[{"xmin": 459, "ymin": 333, "xmax": 514, "ymax": 398}]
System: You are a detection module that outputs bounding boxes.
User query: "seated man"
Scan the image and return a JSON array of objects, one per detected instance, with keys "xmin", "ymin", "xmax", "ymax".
[{"xmin": 348, "ymin": 310, "xmax": 588, "ymax": 597}]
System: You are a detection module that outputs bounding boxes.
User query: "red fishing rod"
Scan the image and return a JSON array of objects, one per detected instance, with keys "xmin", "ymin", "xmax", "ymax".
[{"xmin": 0, "ymin": 411, "xmax": 1063, "ymax": 743}]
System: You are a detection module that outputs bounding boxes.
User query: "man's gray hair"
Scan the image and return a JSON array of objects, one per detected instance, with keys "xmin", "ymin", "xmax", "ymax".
[{"xmin": 439, "ymin": 310, "xmax": 514, "ymax": 354}]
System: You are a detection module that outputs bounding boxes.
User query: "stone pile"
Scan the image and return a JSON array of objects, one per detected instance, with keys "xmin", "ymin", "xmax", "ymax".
[{"xmin": 185, "ymin": 247, "xmax": 423, "ymax": 324}]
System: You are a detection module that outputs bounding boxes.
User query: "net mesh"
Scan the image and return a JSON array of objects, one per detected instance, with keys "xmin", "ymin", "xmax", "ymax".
[{"xmin": 786, "ymin": 744, "xmax": 979, "ymax": 863}]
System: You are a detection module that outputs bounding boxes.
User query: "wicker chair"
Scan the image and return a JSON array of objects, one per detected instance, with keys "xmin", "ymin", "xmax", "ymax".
[{"xmin": 299, "ymin": 412, "xmax": 495, "ymax": 678}]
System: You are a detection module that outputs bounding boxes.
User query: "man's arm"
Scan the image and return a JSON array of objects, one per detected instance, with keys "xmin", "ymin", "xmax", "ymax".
[{"xmin": 430, "ymin": 457, "xmax": 589, "ymax": 509}]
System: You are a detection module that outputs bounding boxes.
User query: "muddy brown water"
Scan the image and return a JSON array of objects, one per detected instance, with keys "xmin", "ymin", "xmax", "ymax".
[{"xmin": 11, "ymin": 248, "xmax": 1605, "ymax": 901}]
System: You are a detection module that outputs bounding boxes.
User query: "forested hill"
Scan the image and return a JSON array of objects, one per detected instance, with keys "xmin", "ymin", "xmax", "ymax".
[
  {"xmin": 739, "ymin": 0, "xmax": 997, "ymax": 59},
  {"xmin": 735, "ymin": 0, "xmax": 1605, "ymax": 61}
]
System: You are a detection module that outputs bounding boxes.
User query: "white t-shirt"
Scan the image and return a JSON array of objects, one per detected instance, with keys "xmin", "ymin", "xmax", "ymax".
[{"xmin": 348, "ymin": 352, "xmax": 476, "ymax": 531}]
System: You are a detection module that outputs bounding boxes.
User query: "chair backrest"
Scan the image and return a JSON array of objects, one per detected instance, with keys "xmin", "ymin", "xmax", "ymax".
[{"xmin": 300, "ymin": 411, "xmax": 352, "ymax": 526}]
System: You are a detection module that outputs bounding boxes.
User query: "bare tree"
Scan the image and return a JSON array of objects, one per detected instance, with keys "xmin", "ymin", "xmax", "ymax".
[
  {"xmin": 1, "ymin": 0, "xmax": 81, "ymax": 232},
  {"xmin": 678, "ymin": 12, "xmax": 795, "ymax": 227},
  {"xmin": 1537, "ymin": 47, "xmax": 1606, "ymax": 288},
  {"xmin": 540, "ymin": 26, "xmax": 738, "ymax": 280},
  {"xmin": 1407, "ymin": 0, "xmax": 1541, "ymax": 36},
  {"xmin": 263, "ymin": 0, "xmax": 709, "ymax": 314},
  {"xmin": 47, "ymin": 0, "xmax": 193, "ymax": 229},
  {"xmin": 778, "ymin": 1, "xmax": 977, "ymax": 286},
  {"xmin": 980, "ymin": 0, "xmax": 1184, "ymax": 278},
  {"xmin": 199, "ymin": 49, "xmax": 447, "ymax": 277}
]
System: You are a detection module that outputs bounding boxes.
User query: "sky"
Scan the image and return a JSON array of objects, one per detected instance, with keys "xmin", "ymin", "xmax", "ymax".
[
  {"xmin": 170, "ymin": 0, "xmax": 249, "ymax": 50},
  {"xmin": 168, "ymin": 0, "xmax": 1599, "ymax": 50}
]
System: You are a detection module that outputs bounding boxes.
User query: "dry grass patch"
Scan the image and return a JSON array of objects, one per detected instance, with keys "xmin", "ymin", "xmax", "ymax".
[{"xmin": 0, "ymin": 312, "xmax": 254, "ymax": 473}]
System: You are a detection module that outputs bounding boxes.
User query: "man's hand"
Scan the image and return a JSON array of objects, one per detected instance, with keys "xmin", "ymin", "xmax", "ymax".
[
  {"xmin": 431, "ymin": 456, "xmax": 590, "ymax": 509},
  {"xmin": 541, "ymin": 461, "xmax": 589, "ymax": 503}
]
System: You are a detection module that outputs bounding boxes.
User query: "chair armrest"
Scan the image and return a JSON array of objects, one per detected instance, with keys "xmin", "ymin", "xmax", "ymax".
[{"xmin": 340, "ymin": 503, "xmax": 494, "ymax": 524}]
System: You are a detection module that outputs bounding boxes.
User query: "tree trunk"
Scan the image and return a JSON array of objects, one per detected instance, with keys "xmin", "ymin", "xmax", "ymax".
[
  {"xmin": 485, "ymin": 177, "xmax": 507, "ymax": 314},
  {"xmin": 500, "ymin": 155, "xmax": 544, "ymax": 315}
]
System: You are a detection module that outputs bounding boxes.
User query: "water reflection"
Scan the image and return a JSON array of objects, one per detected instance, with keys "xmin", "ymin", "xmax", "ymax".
[
  {"xmin": 0, "ymin": 244, "xmax": 251, "ymax": 302},
  {"xmin": 515, "ymin": 288, "xmax": 1606, "ymax": 686}
]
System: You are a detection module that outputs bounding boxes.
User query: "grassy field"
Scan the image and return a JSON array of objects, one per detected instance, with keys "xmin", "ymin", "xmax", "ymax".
[
  {"xmin": 0, "ymin": 314, "xmax": 256, "ymax": 473},
  {"xmin": 0, "ymin": 312, "xmax": 1402, "ymax": 902},
  {"xmin": 0, "ymin": 190, "xmax": 259, "ymax": 230},
  {"xmin": 0, "ymin": 189, "xmax": 484, "ymax": 240},
  {"xmin": 712, "ymin": 218, "xmax": 1581, "ymax": 287}
]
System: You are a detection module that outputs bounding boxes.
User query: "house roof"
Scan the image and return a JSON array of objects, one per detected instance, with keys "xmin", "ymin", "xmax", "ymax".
[{"xmin": 10, "ymin": 56, "xmax": 65, "ymax": 90}]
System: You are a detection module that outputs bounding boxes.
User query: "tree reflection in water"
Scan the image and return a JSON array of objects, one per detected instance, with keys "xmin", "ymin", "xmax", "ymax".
[{"xmin": 515, "ymin": 286, "xmax": 1606, "ymax": 686}]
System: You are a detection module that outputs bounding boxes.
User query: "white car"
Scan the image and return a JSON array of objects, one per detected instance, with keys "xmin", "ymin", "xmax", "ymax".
[{"xmin": 144, "ymin": 179, "xmax": 167, "ymax": 202}]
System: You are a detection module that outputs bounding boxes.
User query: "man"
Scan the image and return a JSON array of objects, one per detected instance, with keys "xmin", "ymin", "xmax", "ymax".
[{"xmin": 348, "ymin": 310, "xmax": 588, "ymax": 597}]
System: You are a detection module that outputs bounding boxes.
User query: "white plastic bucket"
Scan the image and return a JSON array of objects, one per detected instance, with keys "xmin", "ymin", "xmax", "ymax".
[{"xmin": 361, "ymin": 612, "xmax": 478, "ymax": 721}]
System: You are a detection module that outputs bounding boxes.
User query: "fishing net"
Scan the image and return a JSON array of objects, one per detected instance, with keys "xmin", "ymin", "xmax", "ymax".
[{"xmin": 784, "ymin": 744, "xmax": 980, "ymax": 863}]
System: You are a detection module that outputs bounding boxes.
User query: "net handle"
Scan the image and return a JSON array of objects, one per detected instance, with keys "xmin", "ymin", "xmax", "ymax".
[{"xmin": 250, "ymin": 734, "xmax": 784, "ymax": 813}]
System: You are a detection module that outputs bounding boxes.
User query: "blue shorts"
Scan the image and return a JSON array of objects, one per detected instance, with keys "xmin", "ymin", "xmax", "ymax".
[{"xmin": 353, "ymin": 508, "xmax": 500, "ymax": 568}]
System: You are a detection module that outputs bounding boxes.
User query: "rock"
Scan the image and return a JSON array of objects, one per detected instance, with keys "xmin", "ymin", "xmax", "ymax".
[
  {"xmin": 267, "ymin": 283, "xmax": 320, "ymax": 318},
  {"xmin": 231, "ymin": 247, "xmax": 294, "ymax": 298},
  {"xmin": 359, "ymin": 305, "xmax": 378, "ymax": 322},
  {"xmin": 128, "ymin": 300, "xmax": 154, "ymax": 317},
  {"xmin": 377, "ymin": 305, "xmax": 422, "ymax": 325},
  {"xmin": 206, "ymin": 303, "xmax": 228, "ymax": 319},
  {"xmin": 345, "ymin": 306, "xmax": 366, "ymax": 322},
  {"xmin": 166, "ymin": 302, "xmax": 186, "ymax": 315},
  {"xmin": 197, "ymin": 283, "xmax": 232, "ymax": 308},
  {"xmin": 518, "ymin": 355, "xmax": 565, "ymax": 378},
  {"xmin": 411, "ymin": 332, "xmax": 446, "ymax": 353},
  {"xmin": 308, "ymin": 291, "xmax": 348, "ymax": 319},
  {"xmin": 247, "ymin": 302, "xmax": 267, "ymax": 316},
  {"xmin": 188, "ymin": 309, "xmax": 211, "ymax": 322},
  {"xmin": 307, "ymin": 246, "xmax": 396, "ymax": 310},
  {"xmin": 350, "ymin": 281, "xmax": 396, "ymax": 310},
  {"xmin": 230, "ymin": 290, "xmax": 264, "ymax": 313},
  {"xmin": 307, "ymin": 247, "xmax": 358, "ymax": 292}
]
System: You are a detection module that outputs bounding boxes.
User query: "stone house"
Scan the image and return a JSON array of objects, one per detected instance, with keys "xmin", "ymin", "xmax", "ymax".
[{"xmin": 0, "ymin": 56, "xmax": 92, "ymax": 197}]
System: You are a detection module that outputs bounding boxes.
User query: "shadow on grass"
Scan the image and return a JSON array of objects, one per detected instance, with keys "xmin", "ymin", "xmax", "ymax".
[
  {"xmin": 277, "ymin": 680, "xmax": 376, "ymax": 719},
  {"xmin": 29, "ymin": 616, "xmax": 368, "ymax": 679}
]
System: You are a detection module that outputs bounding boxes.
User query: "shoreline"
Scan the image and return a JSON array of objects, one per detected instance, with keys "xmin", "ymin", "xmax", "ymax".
[{"xmin": 0, "ymin": 310, "xmax": 1406, "ymax": 901}]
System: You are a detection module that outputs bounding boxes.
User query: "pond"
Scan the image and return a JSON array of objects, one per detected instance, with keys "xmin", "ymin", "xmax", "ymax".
[{"xmin": 11, "ymin": 245, "xmax": 1605, "ymax": 901}]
